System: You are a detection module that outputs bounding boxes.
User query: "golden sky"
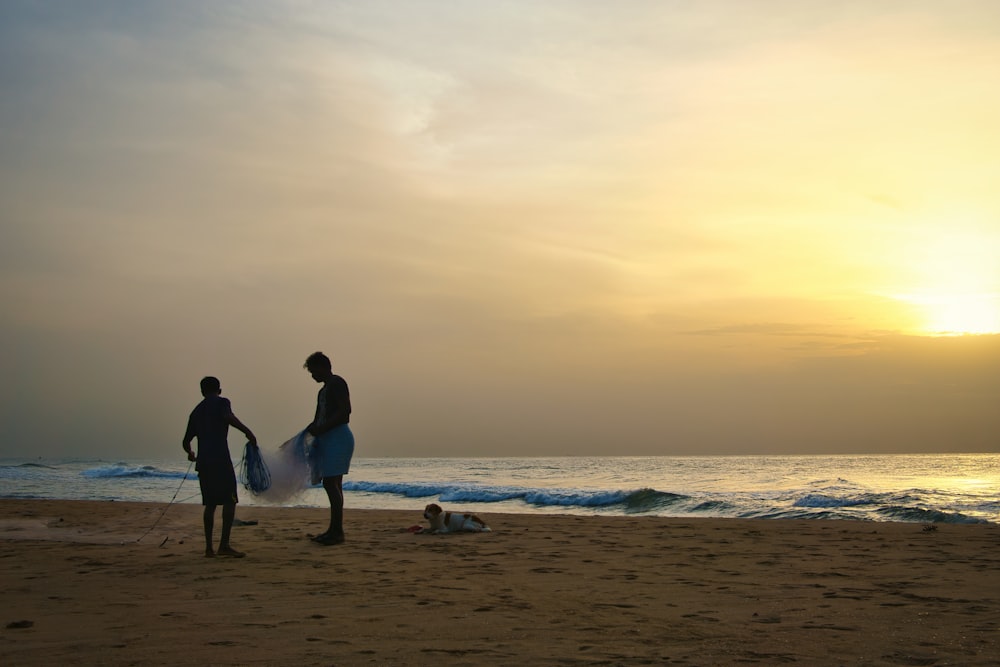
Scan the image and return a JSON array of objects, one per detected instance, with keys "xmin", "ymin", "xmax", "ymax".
[{"xmin": 1, "ymin": 1, "xmax": 998, "ymax": 458}]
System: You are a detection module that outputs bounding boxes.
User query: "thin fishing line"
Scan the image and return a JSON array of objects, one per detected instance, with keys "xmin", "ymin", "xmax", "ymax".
[{"xmin": 136, "ymin": 459, "xmax": 193, "ymax": 543}]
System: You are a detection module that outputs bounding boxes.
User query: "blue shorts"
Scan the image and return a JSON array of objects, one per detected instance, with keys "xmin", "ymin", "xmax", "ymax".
[{"xmin": 314, "ymin": 424, "xmax": 355, "ymax": 477}]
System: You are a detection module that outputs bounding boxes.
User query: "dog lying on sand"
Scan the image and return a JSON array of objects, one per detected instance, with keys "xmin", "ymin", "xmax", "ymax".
[{"xmin": 423, "ymin": 503, "xmax": 492, "ymax": 534}]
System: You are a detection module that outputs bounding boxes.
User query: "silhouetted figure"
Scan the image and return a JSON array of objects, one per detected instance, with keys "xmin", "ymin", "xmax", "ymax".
[
  {"xmin": 183, "ymin": 376, "xmax": 256, "ymax": 557},
  {"xmin": 303, "ymin": 352, "xmax": 355, "ymax": 545}
]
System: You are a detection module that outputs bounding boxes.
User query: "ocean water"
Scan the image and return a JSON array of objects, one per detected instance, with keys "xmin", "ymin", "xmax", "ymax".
[{"xmin": 1, "ymin": 454, "xmax": 997, "ymax": 524}]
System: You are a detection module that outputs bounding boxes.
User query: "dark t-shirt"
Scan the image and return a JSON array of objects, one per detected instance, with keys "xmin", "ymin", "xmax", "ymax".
[
  {"xmin": 314, "ymin": 375, "xmax": 351, "ymax": 434},
  {"xmin": 184, "ymin": 395, "xmax": 233, "ymax": 466}
]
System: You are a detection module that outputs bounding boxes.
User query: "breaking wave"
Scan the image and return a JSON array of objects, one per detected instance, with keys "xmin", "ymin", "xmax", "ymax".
[
  {"xmin": 81, "ymin": 464, "xmax": 187, "ymax": 480},
  {"xmin": 344, "ymin": 480, "xmax": 689, "ymax": 512}
]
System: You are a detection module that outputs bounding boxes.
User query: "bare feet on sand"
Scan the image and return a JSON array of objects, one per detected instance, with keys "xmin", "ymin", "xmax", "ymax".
[{"xmin": 216, "ymin": 546, "xmax": 246, "ymax": 558}]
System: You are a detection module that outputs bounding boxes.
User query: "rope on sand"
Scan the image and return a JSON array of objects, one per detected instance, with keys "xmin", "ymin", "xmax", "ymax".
[
  {"xmin": 238, "ymin": 442, "xmax": 271, "ymax": 494},
  {"xmin": 136, "ymin": 443, "xmax": 265, "ymax": 545},
  {"xmin": 136, "ymin": 459, "xmax": 193, "ymax": 543}
]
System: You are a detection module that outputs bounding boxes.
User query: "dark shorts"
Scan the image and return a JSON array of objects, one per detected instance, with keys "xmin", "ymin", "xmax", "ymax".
[{"xmin": 197, "ymin": 462, "xmax": 238, "ymax": 506}]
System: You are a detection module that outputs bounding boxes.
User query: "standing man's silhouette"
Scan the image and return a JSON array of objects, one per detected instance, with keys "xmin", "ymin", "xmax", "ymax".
[
  {"xmin": 303, "ymin": 352, "xmax": 354, "ymax": 545},
  {"xmin": 183, "ymin": 376, "xmax": 256, "ymax": 557}
]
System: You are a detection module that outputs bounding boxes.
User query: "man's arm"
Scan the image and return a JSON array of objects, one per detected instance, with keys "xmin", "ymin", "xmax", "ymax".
[
  {"xmin": 228, "ymin": 413, "xmax": 257, "ymax": 447},
  {"xmin": 182, "ymin": 415, "xmax": 197, "ymax": 462},
  {"xmin": 307, "ymin": 379, "xmax": 351, "ymax": 436}
]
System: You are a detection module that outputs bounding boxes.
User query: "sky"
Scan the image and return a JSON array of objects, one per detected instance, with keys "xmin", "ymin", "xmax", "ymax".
[{"xmin": 1, "ymin": 1, "xmax": 999, "ymax": 460}]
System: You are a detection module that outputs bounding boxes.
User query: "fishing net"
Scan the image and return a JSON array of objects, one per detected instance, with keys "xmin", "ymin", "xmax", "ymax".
[
  {"xmin": 251, "ymin": 430, "xmax": 317, "ymax": 504},
  {"xmin": 238, "ymin": 442, "xmax": 272, "ymax": 494}
]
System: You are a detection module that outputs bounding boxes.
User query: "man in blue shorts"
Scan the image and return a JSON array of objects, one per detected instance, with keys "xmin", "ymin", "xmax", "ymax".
[
  {"xmin": 183, "ymin": 376, "xmax": 256, "ymax": 558},
  {"xmin": 303, "ymin": 352, "xmax": 355, "ymax": 545}
]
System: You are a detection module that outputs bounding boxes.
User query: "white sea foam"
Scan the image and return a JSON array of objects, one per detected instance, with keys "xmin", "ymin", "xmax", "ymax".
[{"xmin": 2, "ymin": 453, "xmax": 998, "ymax": 523}]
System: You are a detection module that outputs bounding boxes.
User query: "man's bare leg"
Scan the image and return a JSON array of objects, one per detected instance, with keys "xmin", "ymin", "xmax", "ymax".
[
  {"xmin": 312, "ymin": 476, "xmax": 345, "ymax": 545},
  {"xmin": 203, "ymin": 504, "xmax": 216, "ymax": 557},
  {"xmin": 217, "ymin": 503, "xmax": 245, "ymax": 557}
]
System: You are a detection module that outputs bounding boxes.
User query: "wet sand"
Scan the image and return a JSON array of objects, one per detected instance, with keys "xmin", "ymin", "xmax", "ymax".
[{"xmin": 1, "ymin": 499, "xmax": 997, "ymax": 665}]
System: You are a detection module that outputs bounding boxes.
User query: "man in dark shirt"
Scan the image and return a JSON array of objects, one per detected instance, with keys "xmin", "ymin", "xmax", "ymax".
[
  {"xmin": 304, "ymin": 351, "xmax": 355, "ymax": 545},
  {"xmin": 183, "ymin": 376, "xmax": 256, "ymax": 558}
]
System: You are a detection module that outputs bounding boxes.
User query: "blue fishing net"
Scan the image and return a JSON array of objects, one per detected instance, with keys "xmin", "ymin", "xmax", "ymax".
[{"xmin": 239, "ymin": 442, "xmax": 272, "ymax": 494}]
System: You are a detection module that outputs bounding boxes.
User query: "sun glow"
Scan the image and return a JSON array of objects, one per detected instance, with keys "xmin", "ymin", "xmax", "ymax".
[
  {"xmin": 913, "ymin": 292, "xmax": 1000, "ymax": 336},
  {"xmin": 891, "ymin": 222, "xmax": 1000, "ymax": 336}
]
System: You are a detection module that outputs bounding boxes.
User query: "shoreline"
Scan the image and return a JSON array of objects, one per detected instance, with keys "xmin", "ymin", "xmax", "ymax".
[{"xmin": 2, "ymin": 498, "xmax": 998, "ymax": 665}]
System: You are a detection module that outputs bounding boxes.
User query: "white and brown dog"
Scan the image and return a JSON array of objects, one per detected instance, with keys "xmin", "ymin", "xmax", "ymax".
[{"xmin": 423, "ymin": 503, "xmax": 492, "ymax": 534}]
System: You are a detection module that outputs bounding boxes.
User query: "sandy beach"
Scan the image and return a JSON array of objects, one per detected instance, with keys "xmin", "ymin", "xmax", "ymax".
[{"xmin": 1, "ymin": 499, "xmax": 997, "ymax": 666}]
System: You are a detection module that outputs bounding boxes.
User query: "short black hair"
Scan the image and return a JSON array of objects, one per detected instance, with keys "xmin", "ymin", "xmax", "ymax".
[
  {"xmin": 304, "ymin": 351, "xmax": 332, "ymax": 371},
  {"xmin": 200, "ymin": 376, "xmax": 221, "ymax": 396}
]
